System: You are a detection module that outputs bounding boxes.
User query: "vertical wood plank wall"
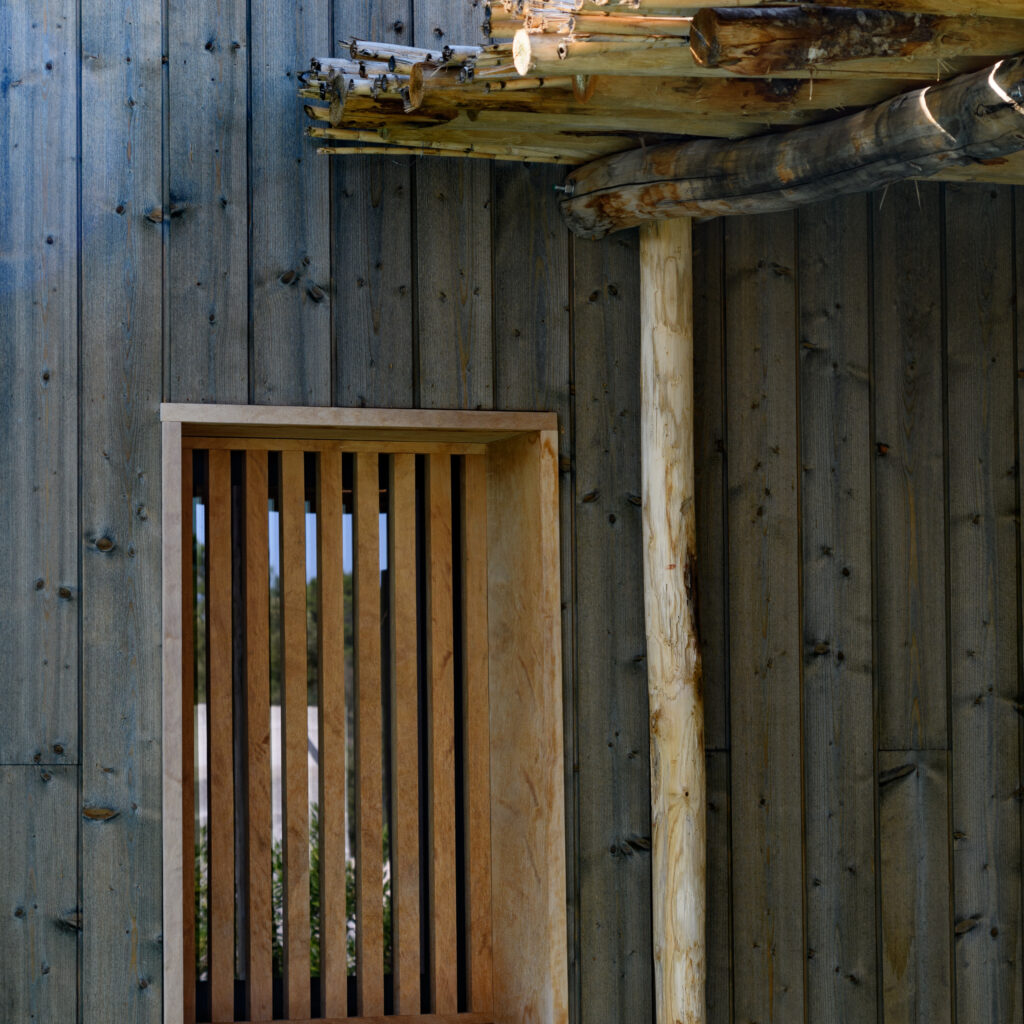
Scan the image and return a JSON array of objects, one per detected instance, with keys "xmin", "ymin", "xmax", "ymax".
[{"xmin": 2, "ymin": 0, "xmax": 1024, "ymax": 1014}]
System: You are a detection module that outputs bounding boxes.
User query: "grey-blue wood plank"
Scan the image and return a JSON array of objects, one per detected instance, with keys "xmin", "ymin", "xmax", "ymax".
[
  {"xmin": 872, "ymin": 182, "xmax": 948, "ymax": 752},
  {"xmin": 250, "ymin": 0, "xmax": 331, "ymax": 404},
  {"xmin": 797, "ymin": 195, "xmax": 877, "ymax": 1019},
  {"xmin": 879, "ymin": 750, "xmax": 952, "ymax": 1023},
  {"xmin": 706, "ymin": 752, "xmax": 732, "ymax": 1024},
  {"xmin": 333, "ymin": 2, "xmax": 415, "ymax": 409},
  {"xmin": 944, "ymin": 183, "xmax": 1022, "ymax": 1024},
  {"xmin": 572, "ymin": 230, "xmax": 652, "ymax": 1024},
  {"xmin": 413, "ymin": 0, "xmax": 493, "ymax": 411},
  {"xmin": 0, "ymin": 766, "xmax": 79, "ymax": 1023},
  {"xmin": 693, "ymin": 219, "xmax": 731, "ymax": 1024},
  {"xmin": 0, "ymin": 0, "xmax": 79, "ymax": 765},
  {"xmin": 80, "ymin": 0, "xmax": 165, "ymax": 1014},
  {"xmin": 492, "ymin": 162, "xmax": 576, "ymax": 1022},
  {"xmin": 724, "ymin": 212, "xmax": 806, "ymax": 1024},
  {"xmin": 693, "ymin": 218, "xmax": 728, "ymax": 755},
  {"xmin": 167, "ymin": 0, "xmax": 249, "ymax": 402}
]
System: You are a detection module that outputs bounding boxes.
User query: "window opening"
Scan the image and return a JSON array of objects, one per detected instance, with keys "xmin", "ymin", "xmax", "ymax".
[{"xmin": 163, "ymin": 407, "xmax": 567, "ymax": 1024}]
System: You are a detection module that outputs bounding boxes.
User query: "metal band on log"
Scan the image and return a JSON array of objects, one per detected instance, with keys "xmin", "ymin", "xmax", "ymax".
[
  {"xmin": 640, "ymin": 217, "xmax": 705, "ymax": 1024},
  {"xmin": 559, "ymin": 55, "xmax": 1024, "ymax": 237}
]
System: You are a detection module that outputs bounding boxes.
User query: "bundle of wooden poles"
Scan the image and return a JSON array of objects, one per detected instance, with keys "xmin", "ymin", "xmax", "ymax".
[{"xmin": 300, "ymin": 2, "xmax": 1024, "ymax": 165}]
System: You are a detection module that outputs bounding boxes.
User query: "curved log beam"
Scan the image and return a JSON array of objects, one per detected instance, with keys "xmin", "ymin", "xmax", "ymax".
[{"xmin": 560, "ymin": 55, "xmax": 1024, "ymax": 237}]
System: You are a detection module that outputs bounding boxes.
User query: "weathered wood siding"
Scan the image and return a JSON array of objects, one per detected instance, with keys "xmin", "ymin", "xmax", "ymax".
[
  {"xmin": 694, "ymin": 185, "xmax": 1024, "ymax": 1024},
  {"xmin": 1, "ymin": 0, "xmax": 1022, "ymax": 1016}
]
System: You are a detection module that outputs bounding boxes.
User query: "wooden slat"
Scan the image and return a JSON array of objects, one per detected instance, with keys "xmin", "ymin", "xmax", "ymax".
[
  {"xmin": 80, "ymin": 0, "xmax": 164, "ymax": 1012},
  {"xmin": 250, "ymin": 0, "xmax": 330, "ymax": 405},
  {"xmin": 389, "ymin": 454, "xmax": 421, "ymax": 1014},
  {"xmin": 0, "ymin": 767, "xmax": 78, "ymax": 1022},
  {"xmin": 879, "ymin": 751, "xmax": 952, "ymax": 1022},
  {"xmin": 227, "ymin": 1014, "xmax": 495, "ymax": 1024},
  {"xmin": 461, "ymin": 454, "xmax": 493, "ymax": 1013},
  {"xmin": 208, "ymin": 448, "xmax": 236, "ymax": 1021},
  {"xmin": 945, "ymin": 183, "xmax": 1022, "ymax": 1022},
  {"xmin": 425, "ymin": 453, "xmax": 458, "ymax": 1013},
  {"xmin": 355, "ymin": 452, "xmax": 385, "ymax": 1016},
  {"xmin": 180, "ymin": 443, "xmax": 196, "ymax": 1024},
  {"xmin": 317, "ymin": 450, "xmax": 348, "ymax": 1017},
  {"xmin": 571, "ymin": 228, "xmax": 652, "ymax": 1024},
  {"xmin": 486, "ymin": 432, "xmax": 569, "ymax": 1024},
  {"xmin": 281, "ymin": 449, "xmax": 312, "ymax": 1019},
  {"xmin": 491, "ymin": 161, "xmax": 575, "ymax": 1024},
  {"xmin": 872, "ymin": 182, "xmax": 948, "ymax": 751},
  {"xmin": 0, "ymin": 0, "xmax": 78, "ymax": 765},
  {"xmin": 725, "ymin": 212, "xmax": 805, "ymax": 1024},
  {"xmin": 333, "ymin": 0, "xmax": 414, "ymax": 409},
  {"xmin": 162, "ymin": 403, "xmax": 557, "ymax": 434},
  {"xmin": 183, "ymin": 436, "xmax": 488, "ymax": 455},
  {"xmin": 244, "ymin": 450, "xmax": 273, "ymax": 1021},
  {"xmin": 797, "ymin": 195, "xmax": 877, "ymax": 1019},
  {"xmin": 166, "ymin": 0, "xmax": 248, "ymax": 402}
]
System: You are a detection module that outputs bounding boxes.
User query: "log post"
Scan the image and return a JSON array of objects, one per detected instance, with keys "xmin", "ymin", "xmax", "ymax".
[{"xmin": 639, "ymin": 216, "xmax": 705, "ymax": 1024}]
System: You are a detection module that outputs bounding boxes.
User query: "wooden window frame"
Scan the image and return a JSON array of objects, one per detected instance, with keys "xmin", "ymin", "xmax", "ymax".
[{"xmin": 160, "ymin": 403, "xmax": 568, "ymax": 1024}]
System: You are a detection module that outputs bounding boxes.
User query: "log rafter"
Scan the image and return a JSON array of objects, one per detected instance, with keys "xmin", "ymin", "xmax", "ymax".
[{"xmin": 559, "ymin": 55, "xmax": 1024, "ymax": 236}]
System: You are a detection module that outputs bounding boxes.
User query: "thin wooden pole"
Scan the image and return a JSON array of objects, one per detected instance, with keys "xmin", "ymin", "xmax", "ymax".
[{"xmin": 639, "ymin": 216, "xmax": 705, "ymax": 1024}]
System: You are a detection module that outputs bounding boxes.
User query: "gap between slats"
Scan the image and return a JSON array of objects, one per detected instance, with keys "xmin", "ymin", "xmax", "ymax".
[{"xmin": 187, "ymin": 448, "xmax": 491, "ymax": 1022}]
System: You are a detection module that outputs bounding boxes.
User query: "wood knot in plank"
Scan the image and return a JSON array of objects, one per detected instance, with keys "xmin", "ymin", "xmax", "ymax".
[{"xmin": 82, "ymin": 806, "xmax": 119, "ymax": 822}]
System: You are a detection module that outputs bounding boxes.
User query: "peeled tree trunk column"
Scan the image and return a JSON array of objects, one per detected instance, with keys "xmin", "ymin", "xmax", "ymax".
[{"xmin": 639, "ymin": 217, "xmax": 705, "ymax": 1024}]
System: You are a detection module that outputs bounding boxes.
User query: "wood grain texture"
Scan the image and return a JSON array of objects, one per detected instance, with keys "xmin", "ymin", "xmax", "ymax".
[
  {"xmin": 414, "ymin": 0, "xmax": 492, "ymax": 413},
  {"xmin": 425, "ymin": 453, "xmax": 458, "ymax": 1014},
  {"xmin": 491, "ymin": 161, "xmax": 575, "ymax": 1021},
  {"xmin": 333, "ymin": 0, "xmax": 414, "ymax": 409},
  {"xmin": 692, "ymin": 219, "xmax": 728, "ymax": 755},
  {"xmin": 639, "ymin": 217, "xmax": 705, "ymax": 1024},
  {"xmin": 244, "ymin": 450, "xmax": 273, "ymax": 1021},
  {"xmin": 724, "ymin": 212, "xmax": 805, "ymax": 1024},
  {"xmin": 879, "ymin": 750, "xmax": 951, "ymax": 1023},
  {"xmin": 388, "ymin": 453, "xmax": 421, "ymax": 1015},
  {"xmin": 282, "ymin": 449, "xmax": 311, "ymax": 1018},
  {"xmin": 572, "ymin": 229, "xmax": 652, "ymax": 1024},
  {"xmin": 487, "ymin": 432, "xmax": 569, "ymax": 1024},
  {"xmin": 871, "ymin": 182, "xmax": 948, "ymax": 751},
  {"xmin": 355, "ymin": 452, "xmax": 384, "ymax": 1016},
  {"xmin": 560, "ymin": 58, "xmax": 1024, "ymax": 236},
  {"xmin": 166, "ymin": 0, "xmax": 248, "ymax": 402},
  {"xmin": 250, "ymin": 0, "xmax": 330, "ymax": 406},
  {"xmin": 80, "ymin": 0, "xmax": 164, "ymax": 1006},
  {"xmin": 225, "ymin": 1015, "xmax": 495, "ymax": 1024},
  {"xmin": 163, "ymin": 423, "xmax": 187, "ymax": 1024},
  {"xmin": 0, "ymin": 0, "xmax": 79, "ymax": 766},
  {"xmin": 207, "ymin": 448, "xmax": 236, "ymax": 1022},
  {"xmin": 461, "ymin": 455, "xmax": 493, "ymax": 1014},
  {"xmin": 945, "ymin": 183, "xmax": 1021, "ymax": 1024},
  {"xmin": 162, "ymin": 403, "xmax": 556, "ymax": 435},
  {"xmin": 414, "ymin": 157, "xmax": 494, "ymax": 410},
  {"xmin": 0, "ymin": 767, "xmax": 78, "ymax": 1023},
  {"xmin": 705, "ymin": 753, "xmax": 731, "ymax": 1024},
  {"xmin": 797, "ymin": 195, "xmax": 877, "ymax": 1021},
  {"xmin": 317, "ymin": 450, "xmax": 348, "ymax": 1018}
]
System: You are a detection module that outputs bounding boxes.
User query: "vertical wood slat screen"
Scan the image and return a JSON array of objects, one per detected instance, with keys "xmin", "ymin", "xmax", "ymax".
[{"xmin": 182, "ymin": 444, "xmax": 495, "ymax": 1024}]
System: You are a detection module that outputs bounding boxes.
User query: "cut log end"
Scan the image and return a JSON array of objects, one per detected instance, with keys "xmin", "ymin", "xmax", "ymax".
[{"xmin": 513, "ymin": 30, "xmax": 533, "ymax": 76}]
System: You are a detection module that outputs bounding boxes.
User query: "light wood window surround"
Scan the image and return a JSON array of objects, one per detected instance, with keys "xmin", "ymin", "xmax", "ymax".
[{"xmin": 160, "ymin": 404, "xmax": 568, "ymax": 1024}]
